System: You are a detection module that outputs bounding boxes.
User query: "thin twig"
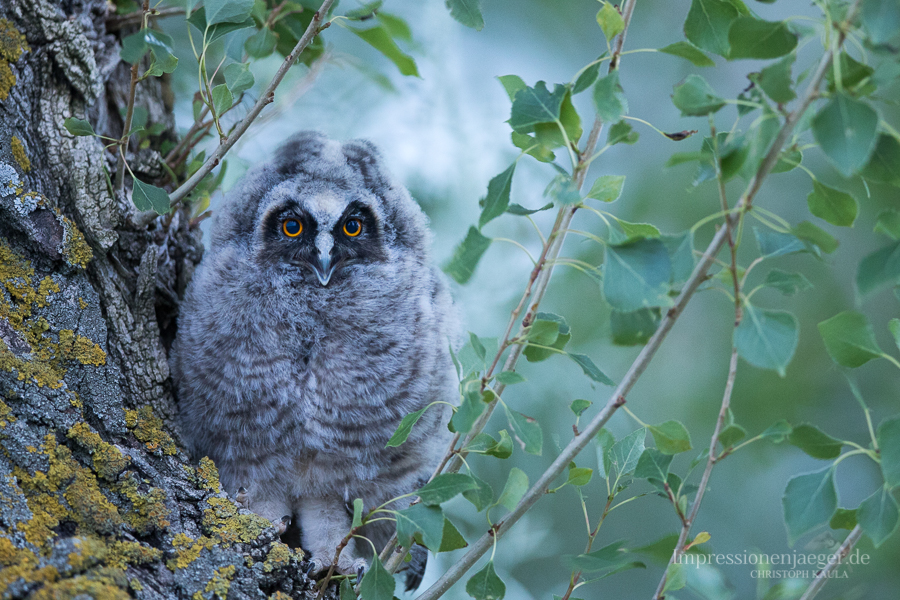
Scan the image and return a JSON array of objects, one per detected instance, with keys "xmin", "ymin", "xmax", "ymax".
[
  {"xmin": 114, "ymin": 0, "xmax": 147, "ymax": 195},
  {"xmin": 106, "ymin": 6, "xmax": 184, "ymax": 31},
  {"xmin": 132, "ymin": 0, "xmax": 337, "ymax": 226},
  {"xmin": 796, "ymin": 526, "xmax": 863, "ymax": 600},
  {"xmin": 414, "ymin": 3, "xmax": 865, "ymax": 598}
]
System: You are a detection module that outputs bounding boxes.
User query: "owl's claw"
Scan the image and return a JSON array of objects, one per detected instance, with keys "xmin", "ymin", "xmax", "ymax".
[
  {"xmin": 235, "ymin": 487, "xmax": 249, "ymax": 509},
  {"xmin": 305, "ymin": 557, "xmax": 324, "ymax": 576},
  {"xmin": 355, "ymin": 561, "xmax": 367, "ymax": 581},
  {"xmin": 277, "ymin": 515, "xmax": 291, "ymax": 535}
]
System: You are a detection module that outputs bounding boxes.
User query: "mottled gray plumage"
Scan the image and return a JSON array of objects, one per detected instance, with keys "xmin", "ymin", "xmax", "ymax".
[{"xmin": 171, "ymin": 132, "xmax": 459, "ymax": 587}]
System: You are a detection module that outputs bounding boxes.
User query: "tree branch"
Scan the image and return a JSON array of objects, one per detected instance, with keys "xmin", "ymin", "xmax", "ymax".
[
  {"xmin": 797, "ymin": 526, "xmax": 863, "ymax": 600},
  {"xmin": 132, "ymin": 0, "xmax": 337, "ymax": 226},
  {"xmin": 415, "ymin": 3, "xmax": 866, "ymax": 598}
]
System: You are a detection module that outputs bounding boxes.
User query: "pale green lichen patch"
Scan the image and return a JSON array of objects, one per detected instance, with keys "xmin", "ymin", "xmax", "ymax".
[
  {"xmin": 11, "ymin": 136, "xmax": 29, "ymax": 172},
  {"xmin": 58, "ymin": 215, "xmax": 92, "ymax": 269},
  {"xmin": 196, "ymin": 456, "xmax": 221, "ymax": 493},
  {"xmin": 0, "ymin": 19, "xmax": 28, "ymax": 102},
  {"xmin": 204, "ymin": 564, "xmax": 236, "ymax": 599},
  {"xmin": 124, "ymin": 406, "xmax": 178, "ymax": 455},
  {"xmin": 66, "ymin": 422, "xmax": 129, "ymax": 480}
]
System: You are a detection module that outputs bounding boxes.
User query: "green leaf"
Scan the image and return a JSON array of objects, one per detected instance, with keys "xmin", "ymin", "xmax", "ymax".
[
  {"xmin": 132, "ymin": 179, "xmax": 171, "ymax": 214},
  {"xmin": 509, "ymin": 81, "xmax": 566, "ymax": 133},
  {"xmin": 119, "ymin": 31, "xmax": 148, "ymax": 64},
  {"xmin": 684, "ymin": 0, "xmax": 745, "ymax": 57},
  {"xmin": 496, "ymin": 468, "xmax": 528, "ymax": 512},
  {"xmin": 877, "ymin": 415, "xmax": 900, "ymax": 488},
  {"xmin": 344, "ymin": 1, "xmax": 382, "ymax": 20},
  {"xmin": 890, "ymin": 319, "xmax": 900, "ymax": 352},
  {"xmin": 735, "ymin": 305, "xmax": 799, "ymax": 376},
  {"xmin": 445, "ymin": 0, "xmax": 484, "ymax": 31},
  {"xmin": 479, "ymin": 163, "xmax": 516, "ymax": 228},
  {"xmin": 444, "ymin": 226, "xmax": 491, "ymax": 284},
  {"xmin": 812, "ymin": 95, "xmax": 879, "ymax": 177},
  {"xmin": 188, "ymin": 9, "xmax": 255, "ymax": 43},
  {"xmin": 204, "ymin": 0, "xmax": 254, "ymax": 25},
  {"xmin": 716, "ymin": 423, "xmax": 745, "ymax": 450},
  {"xmin": 783, "ymin": 466, "xmax": 838, "ymax": 545},
  {"xmin": 466, "ymin": 561, "xmax": 505, "ymax": 600},
  {"xmin": 570, "ymin": 399, "xmax": 592, "ymax": 417},
  {"xmin": 861, "ymin": 0, "xmax": 900, "ymax": 45},
  {"xmin": 603, "ymin": 238, "xmax": 673, "ymax": 312},
  {"xmin": 351, "ymin": 498, "xmax": 364, "ymax": 529},
  {"xmin": 610, "ymin": 219, "xmax": 661, "ymax": 243},
  {"xmin": 504, "ymin": 405, "xmax": 542, "ymax": 455},
  {"xmin": 567, "ymin": 466, "xmax": 593, "ymax": 487},
  {"xmin": 830, "ymin": 508, "xmax": 858, "ymax": 531},
  {"xmin": 826, "ymin": 52, "xmax": 876, "ymax": 96},
  {"xmin": 789, "ymin": 424, "xmax": 843, "ymax": 459},
  {"xmin": 564, "ymin": 541, "xmax": 645, "ymax": 575},
  {"xmin": 662, "ymin": 232, "xmax": 695, "ymax": 284},
  {"xmin": 762, "ymin": 269, "xmax": 813, "ymax": 296},
  {"xmin": 792, "ymin": 221, "xmax": 839, "ymax": 255},
  {"xmin": 351, "ymin": 26, "xmax": 419, "ymax": 77},
  {"xmin": 596, "ymin": 1, "xmax": 624, "ymax": 41},
  {"xmin": 63, "ymin": 117, "xmax": 95, "ymax": 137},
  {"xmin": 659, "ymin": 41, "xmax": 715, "ymax": 67},
  {"xmin": 818, "ymin": 311, "xmax": 883, "ymax": 368},
  {"xmin": 611, "ymin": 308, "xmax": 660, "ymax": 346},
  {"xmin": 396, "ymin": 503, "xmax": 444, "ymax": 552},
  {"xmin": 586, "ymin": 175, "xmax": 625, "ymax": 203},
  {"xmin": 543, "ymin": 174, "xmax": 581, "ymax": 206},
  {"xmin": 751, "ymin": 54, "xmax": 796, "ymax": 104},
  {"xmin": 211, "ymin": 84, "xmax": 233, "ymax": 116},
  {"xmin": 384, "ymin": 406, "xmax": 428, "ymax": 448},
  {"xmin": 728, "ymin": 17, "xmax": 797, "ymax": 59},
  {"xmin": 607, "ymin": 120, "xmax": 639, "ymax": 145},
  {"xmin": 760, "ymin": 419, "xmax": 792, "ymax": 443},
  {"xmin": 487, "ymin": 430, "xmax": 514, "ymax": 459},
  {"xmin": 510, "ymin": 132, "xmax": 555, "ymax": 163},
  {"xmin": 573, "ymin": 59, "xmax": 603, "ymax": 94},
  {"xmin": 648, "ymin": 421, "xmax": 693, "ymax": 455},
  {"xmin": 609, "ymin": 428, "xmax": 645, "ymax": 478},
  {"xmin": 497, "ymin": 75, "xmax": 526, "ymax": 101},
  {"xmin": 339, "ymin": 577, "xmax": 356, "ymax": 600},
  {"xmin": 635, "ymin": 448, "xmax": 673, "ymax": 481},
  {"xmin": 857, "ymin": 240, "xmax": 900, "ymax": 296},
  {"xmin": 449, "ymin": 384, "xmax": 487, "ymax": 434},
  {"xmin": 416, "ymin": 473, "xmax": 478, "ymax": 506},
  {"xmin": 875, "ymin": 210, "xmax": 900, "ymax": 240},
  {"xmin": 496, "ymin": 371, "xmax": 526, "ymax": 385},
  {"xmin": 535, "ymin": 91, "xmax": 582, "ymax": 148},
  {"xmin": 568, "ymin": 353, "xmax": 615, "ymax": 386},
  {"xmin": 462, "ymin": 473, "xmax": 494, "ymax": 511},
  {"xmin": 862, "ymin": 134, "xmax": 900, "ymax": 185},
  {"xmin": 663, "ymin": 562, "xmax": 687, "ymax": 593},
  {"xmin": 592, "ymin": 71, "xmax": 628, "ymax": 124},
  {"xmin": 754, "ymin": 227, "xmax": 804, "ymax": 258},
  {"xmin": 358, "ymin": 554, "xmax": 395, "ymax": 600},
  {"xmin": 858, "ymin": 486, "xmax": 900, "ymax": 547},
  {"xmin": 595, "ymin": 429, "xmax": 615, "ymax": 480},
  {"xmin": 806, "ymin": 181, "xmax": 858, "ymax": 227},
  {"xmin": 438, "ymin": 518, "xmax": 468, "ymax": 552},
  {"xmin": 244, "ymin": 27, "xmax": 277, "ymax": 58},
  {"xmin": 672, "ymin": 74, "xmax": 725, "ymax": 116},
  {"xmin": 224, "ymin": 62, "xmax": 255, "ymax": 96},
  {"xmin": 145, "ymin": 49, "xmax": 178, "ymax": 77}
]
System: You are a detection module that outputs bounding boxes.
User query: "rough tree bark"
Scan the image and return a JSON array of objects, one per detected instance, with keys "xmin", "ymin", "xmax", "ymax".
[{"xmin": 0, "ymin": 2, "xmax": 324, "ymax": 598}]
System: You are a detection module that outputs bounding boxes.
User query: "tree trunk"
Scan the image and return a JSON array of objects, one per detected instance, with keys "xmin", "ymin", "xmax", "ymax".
[{"xmin": 0, "ymin": 2, "xmax": 322, "ymax": 597}]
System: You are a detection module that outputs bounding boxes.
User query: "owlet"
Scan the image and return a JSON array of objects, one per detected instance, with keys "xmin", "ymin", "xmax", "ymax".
[{"xmin": 171, "ymin": 131, "xmax": 459, "ymax": 589}]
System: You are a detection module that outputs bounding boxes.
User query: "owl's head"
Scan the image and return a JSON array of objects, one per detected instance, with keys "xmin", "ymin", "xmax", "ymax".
[{"xmin": 212, "ymin": 132, "xmax": 431, "ymax": 288}]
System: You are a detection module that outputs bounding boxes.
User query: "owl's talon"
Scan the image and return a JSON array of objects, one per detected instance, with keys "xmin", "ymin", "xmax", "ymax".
[
  {"xmin": 277, "ymin": 515, "xmax": 291, "ymax": 535},
  {"xmin": 235, "ymin": 487, "xmax": 249, "ymax": 509},
  {"xmin": 355, "ymin": 562, "xmax": 366, "ymax": 581},
  {"xmin": 305, "ymin": 557, "xmax": 324, "ymax": 576}
]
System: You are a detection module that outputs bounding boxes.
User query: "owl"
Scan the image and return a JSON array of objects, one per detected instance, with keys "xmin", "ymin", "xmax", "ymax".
[{"xmin": 171, "ymin": 131, "xmax": 459, "ymax": 589}]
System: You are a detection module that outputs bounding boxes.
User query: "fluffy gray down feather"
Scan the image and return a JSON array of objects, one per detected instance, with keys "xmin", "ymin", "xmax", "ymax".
[{"xmin": 171, "ymin": 131, "xmax": 460, "ymax": 589}]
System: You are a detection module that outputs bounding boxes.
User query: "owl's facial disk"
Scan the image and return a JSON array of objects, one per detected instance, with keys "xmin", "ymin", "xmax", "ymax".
[{"xmin": 260, "ymin": 197, "xmax": 385, "ymax": 287}]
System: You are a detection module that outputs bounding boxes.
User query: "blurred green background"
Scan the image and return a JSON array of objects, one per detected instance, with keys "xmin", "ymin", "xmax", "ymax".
[{"xmin": 164, "ymin": 0, "xmax": 900, "ymax": 597}]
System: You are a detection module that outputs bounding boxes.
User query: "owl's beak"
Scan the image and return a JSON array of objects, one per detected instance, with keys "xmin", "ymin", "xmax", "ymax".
[{"xmin": 312, "ymin": 253, "xmax": 336, "ymax": 286}]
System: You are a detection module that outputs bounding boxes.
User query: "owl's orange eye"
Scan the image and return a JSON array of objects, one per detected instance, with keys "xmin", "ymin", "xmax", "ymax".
[
  {"xmin": 282, "ymin": 219, "xmax": 302, "ymax": 237},
  {"xmin": 343, "ymin": 218, "xmax": 362, "ymax": 237}
]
